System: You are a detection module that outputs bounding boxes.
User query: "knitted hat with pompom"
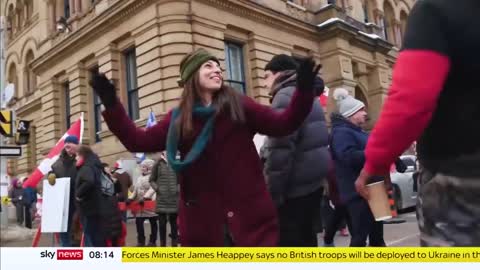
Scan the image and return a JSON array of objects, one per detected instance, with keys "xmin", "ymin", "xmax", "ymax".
[{"xmin": 333, "ymin": 88, "xmax": 365, "ymax": 118}]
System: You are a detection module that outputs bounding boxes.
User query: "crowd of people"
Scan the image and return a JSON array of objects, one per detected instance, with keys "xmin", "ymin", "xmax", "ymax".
[{"xmin": 6, "ymin": 0, "xmax": 480, "ymax": 247}]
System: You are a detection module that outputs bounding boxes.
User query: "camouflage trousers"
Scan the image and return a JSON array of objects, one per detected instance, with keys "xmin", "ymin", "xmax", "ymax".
[{"xmin": 417, "ymin": 170, "xmax": 480, "ymax": 246}]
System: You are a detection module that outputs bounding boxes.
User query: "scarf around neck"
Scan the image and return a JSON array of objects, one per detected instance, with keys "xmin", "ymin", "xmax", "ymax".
[{"xmin": 166, "ymin": 104, "xmax": 216, "ymax": 172}]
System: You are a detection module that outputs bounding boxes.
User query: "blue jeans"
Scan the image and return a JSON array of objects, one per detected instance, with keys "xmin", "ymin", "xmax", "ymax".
[
  {"xmin": 59, "ymin": 232, "xmax": 72, "ymax": 247},
  {"xmin": 59, "ymin": 206, "xmax": 75, "ymax": 247}
]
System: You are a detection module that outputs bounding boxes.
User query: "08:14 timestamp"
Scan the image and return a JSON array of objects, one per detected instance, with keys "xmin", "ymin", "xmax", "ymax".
[{"xmin": 89, "ymin": 251, "xmax": 115, "ymax": 259}]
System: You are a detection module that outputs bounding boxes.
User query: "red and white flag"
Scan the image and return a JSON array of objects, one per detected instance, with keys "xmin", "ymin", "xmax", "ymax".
[
  {"xmin": 23, "ymin": 114, "xmax": 84, "ymax": 188},
  {"xmin": 319, "ymin": 86, "xmax": 330, "ymax": 108}
]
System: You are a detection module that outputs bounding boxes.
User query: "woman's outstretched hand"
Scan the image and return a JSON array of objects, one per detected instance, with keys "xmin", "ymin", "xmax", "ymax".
[
  {"xmin": 296, "ymin": 57, "xmax": 322, "ymax": 94},
  {"xmin": 89, "ymin": 73, "xmax": 118, "ymax": 108}
]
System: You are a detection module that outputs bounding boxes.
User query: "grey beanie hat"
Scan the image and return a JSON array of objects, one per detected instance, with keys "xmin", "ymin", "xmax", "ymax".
[{"xmin": 333, "ymin": 88, "xmax": 365, "ymax": 118}]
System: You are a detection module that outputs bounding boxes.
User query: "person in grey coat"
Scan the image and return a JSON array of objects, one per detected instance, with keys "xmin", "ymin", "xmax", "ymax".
[
  {"xmin": 263, "ymin": 54, "xmax": 330, "ymax": 246},
  {"xmin": 149, "ymin": 152, "xmax": 179, "ymax": 247}
]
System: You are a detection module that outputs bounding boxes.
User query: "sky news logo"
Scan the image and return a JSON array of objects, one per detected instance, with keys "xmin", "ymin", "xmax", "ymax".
[{"xmin": 40, "ymin": 249, "xmax": 83, "ymax": 260}]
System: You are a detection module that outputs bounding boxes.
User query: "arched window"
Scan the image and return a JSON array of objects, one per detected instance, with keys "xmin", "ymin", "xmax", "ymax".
[
  {"xmin": 7, "ymin": 63, "xmax": 18, "ymax": 99},
  {"xmin": 24, "ymin": 50, "xmax": 36, "ymax": 95},
  {"xmin": 383, "ymin": 1, "xmax": 396, "ymax": 44},
  {"xmin": 355, "ymin": 86, "xmax": 368, "ymax": 108}
]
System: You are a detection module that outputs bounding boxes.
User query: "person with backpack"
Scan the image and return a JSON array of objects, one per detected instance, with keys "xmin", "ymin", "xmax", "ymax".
[
  {"xmin": 75, "ymin": 145, "xmax": 106, "ymax": 247},
  {"xmin": 100, "ymin": 163, "xmax": 124, "ymax": 247}
]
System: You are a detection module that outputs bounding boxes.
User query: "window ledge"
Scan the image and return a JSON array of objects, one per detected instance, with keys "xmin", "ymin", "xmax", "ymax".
[{"xmin": 285, "ymin": 1, "xmax": 307, "ymax": 12}]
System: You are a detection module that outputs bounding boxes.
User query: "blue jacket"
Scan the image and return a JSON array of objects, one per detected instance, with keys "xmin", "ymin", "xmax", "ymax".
[{"xmin": 330, "ymin": 113, "xmax": 368, "ymax": 203}]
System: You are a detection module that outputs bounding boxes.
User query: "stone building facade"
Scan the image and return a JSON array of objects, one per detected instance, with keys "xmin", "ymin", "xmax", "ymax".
[{"xmin": 1, "ymin": 0, "xmax": 415, "ymax": 175}]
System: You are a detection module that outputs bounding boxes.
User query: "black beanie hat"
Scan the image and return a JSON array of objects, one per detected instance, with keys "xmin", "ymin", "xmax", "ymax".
[{"xmin": 265, "ymin": 54, "xmax": 298, "ymax": 73}]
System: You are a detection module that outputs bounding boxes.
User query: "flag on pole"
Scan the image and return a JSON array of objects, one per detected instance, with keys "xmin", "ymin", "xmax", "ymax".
[
  {"xmin": 319, "ymin": 86, "xmax": 329, "ymax": 108},
  {"xmin": 135, "ymin": 110, "xmax": 157, "ymax": 163},
  {"xmin": 23, "ymin": 114, "xmax": 84, "ymax": 188}
]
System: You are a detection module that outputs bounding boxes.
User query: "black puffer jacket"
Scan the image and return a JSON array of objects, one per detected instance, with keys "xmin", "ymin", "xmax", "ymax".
[
  {"xmin": 75, "ymin": 153, "xmax": 103, "ymax": 217},
  {"xmin": 101, "ymin": 181, "xmax": 123, "ymax": 240},
  {"xmin": 264, "ymin": 73, "xmax": 330, "ymax": 205}
]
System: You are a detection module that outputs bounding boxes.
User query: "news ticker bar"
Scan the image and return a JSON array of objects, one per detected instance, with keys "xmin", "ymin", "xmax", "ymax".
[
  {"xmin": 3, "ymin": 247, "xmax": 480, "ymax": 263},
  {"xmin": 120, "ymin": 247, "xmax": 480, "ymax": 263}
]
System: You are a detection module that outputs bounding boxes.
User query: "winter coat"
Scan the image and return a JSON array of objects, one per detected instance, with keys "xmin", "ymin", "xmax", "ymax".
[
  {"xmin": 75, "ymin": 153, "xmax": 103, "ymax": 217},
  {"xmin": 51, "ymin": 149, "xmax": 78, "ymax": 209},
  {"xmin": 9, "ymin": 186, "xmax": 24, "ymax": 207},
  {"xmin": 149, "ymin": 158, "xmax": 178, "ymax": 214},
  {"xmin": 23, "ymin": 187, "xmax": 37, "ymax": 207},
  {"xmin": 264, "ymin": 73, "xmax": 330, "ymax": 205},
  {"xmin": 101, "ymin": 181, "xmax": 123, "ymax": 240},
  {"xmin": 102, "ymin": 87, "xmax": 314, "ymax": 246},
  {"xmin": 129, "ymin": 174, "xmax": 156, "ymax": 217},
  {"xmin": 326, "ymin": 159, "xmax": 342, "ymax": 207},
  {"xmin": 330, "ymin": 113, "xmax": 369, "ymax": 203},
  {"xmin": 112, "ymin": 170, "xmax": 132, "ymax": 202}
]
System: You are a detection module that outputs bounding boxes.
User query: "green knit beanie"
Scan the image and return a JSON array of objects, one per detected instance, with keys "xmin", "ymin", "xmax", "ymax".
[{"xmin": 178, "ymin": 48, "xmax": 220, "ymax": 86}]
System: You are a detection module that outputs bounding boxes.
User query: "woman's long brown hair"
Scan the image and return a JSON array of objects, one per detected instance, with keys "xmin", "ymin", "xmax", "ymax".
[{"xmin": 176, "ymin": 72, "xmax": 245, "ymax": 139}]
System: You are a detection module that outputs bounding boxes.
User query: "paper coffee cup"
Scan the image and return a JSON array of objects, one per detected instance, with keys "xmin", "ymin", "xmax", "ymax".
[{"xmin": 366, "ymin": 181, "xmax": 392, "ymax": 221}]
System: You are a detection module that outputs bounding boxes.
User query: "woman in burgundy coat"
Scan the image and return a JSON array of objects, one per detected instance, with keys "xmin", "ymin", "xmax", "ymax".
[{"xmin": 89, "ymin": 48, "xmax": 320, "ymax": 246}]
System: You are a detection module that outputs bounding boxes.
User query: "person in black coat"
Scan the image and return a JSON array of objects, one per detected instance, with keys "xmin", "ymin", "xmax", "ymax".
[
  {"xmin": 101, "ymin": 163, "xmax": 123, "ymax": 247},
  {"xmin": 49, "ymin": 135, "xmax": 79, "ymax": 246},
  {"xmin": 75, "ymin": 145, "xmax": 106, "ymax": 247}
]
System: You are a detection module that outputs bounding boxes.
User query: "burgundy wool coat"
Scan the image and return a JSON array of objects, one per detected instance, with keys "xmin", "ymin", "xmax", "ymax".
[{"xmin": 102, "ymin": 90, "xmax": 314, "ymax": 246}]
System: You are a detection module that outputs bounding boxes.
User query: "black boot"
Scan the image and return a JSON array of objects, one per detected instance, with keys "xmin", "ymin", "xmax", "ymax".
[
  {"xmin": 148, "ymin": 234, "xmax": 157, "ymax": 247},
  {"xmin": 136, "ymin": 236, "xmax": 145, "ymax": 247}
]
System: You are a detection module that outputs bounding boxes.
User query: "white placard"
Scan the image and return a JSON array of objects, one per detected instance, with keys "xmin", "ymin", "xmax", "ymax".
[
  {"xmin": 41, "ymin": 178, "xmax": 70, "ymax": 233},
  {"xmin": 253, "ymin": 134, "xmax": 266, "ymax": 154}
]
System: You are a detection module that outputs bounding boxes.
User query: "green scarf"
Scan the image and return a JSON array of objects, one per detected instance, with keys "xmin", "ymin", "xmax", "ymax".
[{"xmin": 166, "ymin": 104, "xmax": 216, "ymax": 172}]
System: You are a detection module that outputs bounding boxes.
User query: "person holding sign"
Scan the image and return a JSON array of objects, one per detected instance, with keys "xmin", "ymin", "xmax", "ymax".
[
  {"xmin": 49, "ymin": 135, "xmax": 79, "ymax": 247},
  {"xmin": 89, "ymin": 48, "xmax": 320, "ymax": 246}
]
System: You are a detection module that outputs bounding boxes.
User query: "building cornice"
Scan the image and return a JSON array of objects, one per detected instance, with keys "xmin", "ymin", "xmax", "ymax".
[
  {"xmin": 317, "ymin": 20, "xmax": 393, "ymax": 54},
  {"xmin": 15, "ymin": 96, "xmax": 42, "ymax": 117},
  {"xmin": 197, "ymin": 0, "xmax": 319, "ymax": 41},
  {"xmin": 31, "ymin": 0, "xmax": 154, "ymax": 74}
]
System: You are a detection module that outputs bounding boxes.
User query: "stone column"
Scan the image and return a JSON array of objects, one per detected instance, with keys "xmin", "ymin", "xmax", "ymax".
[
  {"xmin": 48, "ymin": 0, "xmax": 57, "ymax": 33},
  {"xmin": 38, "ymin": 78, "xmax": 62, "ymax": 155},
  {"xmin": 367, "ymin": 53, "xmax": 391, "ymax": 125},
  {"xmin": 69, "ymin": 0, "xmax": 75, "ymax": 16},
  {"xmin": 76, "ymin": 0, "xmax": 82, "ymax": 14},
  {"xmin": 82, "ymin": 0, "xmax": 91, "ymax": 12},
  {"xmin": 394, "ymin": 21, "xmax": 402, "ymax": 47},
  {"xmin": 24, "ymin": 3, "xmax": 29, "ymax": 25}
]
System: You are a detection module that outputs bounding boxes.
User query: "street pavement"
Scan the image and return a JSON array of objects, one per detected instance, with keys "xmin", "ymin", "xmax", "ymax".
[
  {"xmin": 1, "ymin": 210, "xmax": 419, "ymax": 247},
  {"xmin": 323, "ymin": 210, "xmax": 420, "ymax": 247}
]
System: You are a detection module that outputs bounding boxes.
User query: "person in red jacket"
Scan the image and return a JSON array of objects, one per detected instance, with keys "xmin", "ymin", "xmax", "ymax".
[
  {"xmin": 89, "ymin": 48, "xmax": 320, "ymax": 246},
  {"xmin": 356, "ymin": 0, "xmax": 480, "ymax": 246}
]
